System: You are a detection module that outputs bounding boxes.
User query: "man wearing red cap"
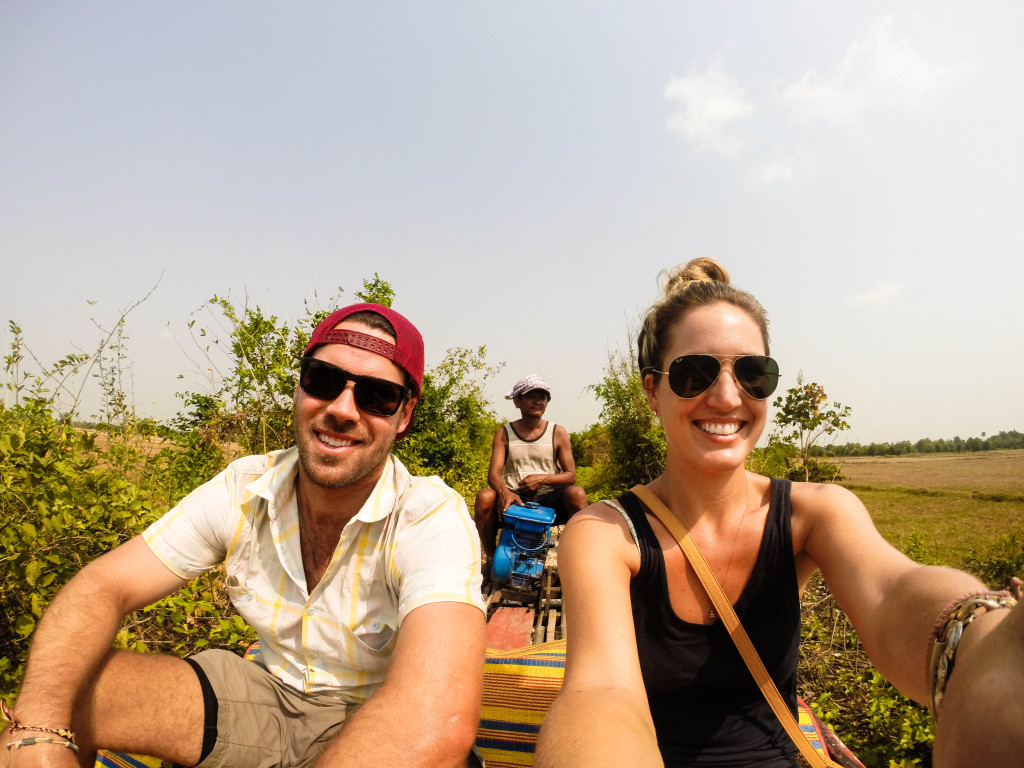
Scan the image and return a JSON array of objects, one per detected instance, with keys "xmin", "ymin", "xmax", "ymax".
[{"xmin": 2, "ymin": 304, "xmax": 486, "ymax": 768}]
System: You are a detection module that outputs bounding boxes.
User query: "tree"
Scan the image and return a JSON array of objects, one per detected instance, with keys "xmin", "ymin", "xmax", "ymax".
[
  {"xmin": 771, "ymin": 372, "xmax": 851, "ymax": 482},
  {"xmin": 355, "ymin": 273, "xmax": 396, "ymax": 307},
  {"xmin": 589, "ymin": 350, "xmax": 666, "ymax": 491},
  {"xmin": 394, "ymin": 346, "xmax": 502, "ymax": 500},
  {"xmin": 176, "ymin": 286, "xmax": 345, "ymax": 455}
]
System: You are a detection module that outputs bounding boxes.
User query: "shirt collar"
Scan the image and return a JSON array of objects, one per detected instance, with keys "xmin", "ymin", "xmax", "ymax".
[
  {"xmin": 352, "ymin": 455, "xmax": 399, "ymax": 523},
  {"xmin": 245, "ymin": 448, "xmax": 299, "ymax": 520},
  {"xmin": 246, "ymin": 448, "xmax": 405, "ymax": 524}
]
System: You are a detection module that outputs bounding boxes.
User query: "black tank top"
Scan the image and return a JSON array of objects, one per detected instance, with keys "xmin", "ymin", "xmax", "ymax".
[{"xmin": 618, "ymin": 479, "xmax": 801, "ymax": 767}]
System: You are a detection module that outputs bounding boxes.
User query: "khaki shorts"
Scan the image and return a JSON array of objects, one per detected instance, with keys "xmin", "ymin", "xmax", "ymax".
[{"xmin": 184, "ymin": 649, "xmax": 353, "ymax": 768}]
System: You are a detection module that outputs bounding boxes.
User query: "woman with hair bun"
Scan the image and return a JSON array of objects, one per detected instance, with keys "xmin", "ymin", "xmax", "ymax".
[{"xmin": 536, "ymin": 258, "xmax": 1022, "ymax": 768}]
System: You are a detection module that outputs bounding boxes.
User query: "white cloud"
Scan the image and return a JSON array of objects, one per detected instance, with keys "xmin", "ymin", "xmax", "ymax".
[
  {"xmin": 665, "ymin": 61, "xmax": 755, "ymax": 157},
  {"xmin": 782, "ymin": 16, "xmax": 965, "ymax": 122},
  {"xmin": 847, "ymin": 279, "xmax": 903, "ymax": 306},
  {"xmin": 746, "ymin": 150, "xmax": 817, "ymax": 187}
]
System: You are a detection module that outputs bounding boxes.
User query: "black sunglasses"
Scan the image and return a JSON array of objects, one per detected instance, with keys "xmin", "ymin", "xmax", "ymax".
[
  {"xmin": 299, "ymin": 357, "xmax": 412, "ymax": 417},
  {"xmin": 648, "ymin": 354, "xmax": 780, "ymax": 400}
]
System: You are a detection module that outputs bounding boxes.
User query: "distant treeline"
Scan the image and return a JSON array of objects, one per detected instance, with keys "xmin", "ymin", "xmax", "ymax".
[{"xmin": 815, "ymin": 429, "xmax": 1024, "ymax": 458}]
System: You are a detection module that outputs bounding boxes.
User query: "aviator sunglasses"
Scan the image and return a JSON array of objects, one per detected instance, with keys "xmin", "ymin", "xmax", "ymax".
[
  {"xmin": 648, "ymin": 354, "xmax": 780, "ymax": 400},
  {"xmin": 299, "ymin": 357, "xmax": 412, "ymax": 417}
]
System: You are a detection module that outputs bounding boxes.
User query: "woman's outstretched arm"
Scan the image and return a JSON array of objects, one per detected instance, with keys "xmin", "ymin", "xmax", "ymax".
[
  {"xmin": 794, "ymin": 482, "xmax": 1006, "ymax": 703},
  {"xmin": 535, "ymin": 505, "xmax": 664, "ymax": 768}
]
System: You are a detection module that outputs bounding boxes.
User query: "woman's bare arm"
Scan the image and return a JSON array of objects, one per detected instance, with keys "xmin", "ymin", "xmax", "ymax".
[
  {"xmin": 535, "ymin": 504, "xmax": 664, "ymax": 768},
  {"xmin": 795, "ymin": 483, "xmax": 999, "ymax": 702}
]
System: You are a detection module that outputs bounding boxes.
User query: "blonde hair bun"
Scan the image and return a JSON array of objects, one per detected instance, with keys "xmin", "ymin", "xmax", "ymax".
[
  {"xmin": 638, "ymin": 257, "xmax": 768, "ymax": 374},
  {"xmin": 663, "ymin": 257, "xmax": 731, "ymax": 299}
]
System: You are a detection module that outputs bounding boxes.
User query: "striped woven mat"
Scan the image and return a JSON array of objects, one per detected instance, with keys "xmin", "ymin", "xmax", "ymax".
[{"xmin": 95, "ymin": 639, "xmax": 857, "ymax": 768}]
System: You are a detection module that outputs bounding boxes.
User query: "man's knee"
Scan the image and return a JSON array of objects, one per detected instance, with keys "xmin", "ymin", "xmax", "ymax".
[
  {"xmin": 474, "ymin": 490, "xmax": 497, "ymax": 523},
  {"xmin": 566, "ymin": 486, "xmax": 588, "ymax": 513}
]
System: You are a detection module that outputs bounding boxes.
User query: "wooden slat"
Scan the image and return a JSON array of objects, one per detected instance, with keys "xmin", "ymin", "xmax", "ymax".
[{"xmin": 545, "ymin": 608, "xmax": 558, "ymax": 642}]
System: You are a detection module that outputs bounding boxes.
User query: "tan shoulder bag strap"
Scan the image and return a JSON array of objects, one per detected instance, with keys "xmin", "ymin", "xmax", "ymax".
[{"xmin": 631, "ymin": 484, "xmax": 833, "ymax": 768}]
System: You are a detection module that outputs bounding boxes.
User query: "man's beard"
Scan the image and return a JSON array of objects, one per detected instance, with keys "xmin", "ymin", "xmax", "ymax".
[{"xmin": 295, "ymin": 416, "xmax": 397, "ymax": 490}]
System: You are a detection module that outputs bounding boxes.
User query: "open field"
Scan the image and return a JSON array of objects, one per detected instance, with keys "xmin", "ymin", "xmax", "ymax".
[
  {"xmin": 834, "ymin": 450, "xmax": 1024, "ymax": 568},
  {"xmin": 838, "ymin": 450, "xmax": 1024, "ymax": 496}
]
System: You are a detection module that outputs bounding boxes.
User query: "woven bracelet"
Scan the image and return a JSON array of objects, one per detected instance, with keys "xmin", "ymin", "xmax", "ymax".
[
  {"xmin": 0, "ymin": 700, "xmax": 77, "ymax": 745},
  {"xmin": 927, "ymin": 591, "xmax": 1017, "ymax": 719},
  {"xmin": 6, "ymin": 736, "xmax": 80, "ymax": 753}
]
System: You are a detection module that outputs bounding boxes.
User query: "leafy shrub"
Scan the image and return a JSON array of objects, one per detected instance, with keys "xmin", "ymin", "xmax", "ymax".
[
  {"xmin": 396, "ymin": 347, "xmax": 502, "ymax": 500},
  {"xmin": 150, "ymin": 431, "xmax": 226, "ymax": 506},
  {"xmin": 746, "ymin": 438, "xmax": 797, "ymax": 479},
  {"xmin": 798, "ymin": 576, "xmax": 934, "ymax": 768},
  {"xmin": 789, "ymin": 458, "xmax": 845, "ymax": 484},
  {"xmin": 963, "ymin": 528, "xmax": 1024, "ymax": 591},
  {"xmin": 899, "ymin": 532, "xmax": 933, "ymax": 565},
  {"xmin": 747, "ymin": 440, "xmax": 845, "ymax": 483},
  {"xmin": 0, "ymin": 400, "xmax": 164, "ymax": 699},
  {"xmin": 588, "ymin": 350, "xmax": 665, "ymax": 492},
  {"xmin": 128, "ymin": 572, "xmax": 257, "ymax": 656}
]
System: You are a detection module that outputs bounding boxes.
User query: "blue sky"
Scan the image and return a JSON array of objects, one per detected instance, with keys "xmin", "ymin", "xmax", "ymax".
[{"xmin": 3, "ymin": 2, "xmax": 1022, "ymax": 445}]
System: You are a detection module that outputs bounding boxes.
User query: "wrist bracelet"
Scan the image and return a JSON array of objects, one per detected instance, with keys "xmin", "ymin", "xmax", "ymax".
[
  {"xmin": 0, "ymin": 700, "xmax": 77, "ymax": 745},
  {"xmin": 927, "ymin": 591, "xmax": 1016, "ymax": 719},
  {"xmin": 6, "ymin": 736, "xmax": 80, "ymax": 753}
]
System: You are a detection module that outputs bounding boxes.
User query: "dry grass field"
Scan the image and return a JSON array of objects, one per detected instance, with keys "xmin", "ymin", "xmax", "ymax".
[
  {"xmin": 834, "ymin": 450, "xmax": 1024, "ymax": 568},
  {"xmin": 838, "ymin": 450, "xmax": 1024, "ymax": 496}
]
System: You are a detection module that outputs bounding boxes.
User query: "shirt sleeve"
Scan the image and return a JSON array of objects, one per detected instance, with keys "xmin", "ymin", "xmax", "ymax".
[
  {"xmin": 142, "ymin": 467, "xmax": 236, "ymax": 579},
  {"xmin": 392, "ymin": 487, "xmax": 485, "ymax": 620}
]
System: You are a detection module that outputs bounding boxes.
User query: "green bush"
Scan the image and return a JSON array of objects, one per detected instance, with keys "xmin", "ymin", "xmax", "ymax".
[
  {"xmin": 746, "ymin": 439, "xmax": 797, "ymax": 479},
  {"xmin": 396, "ymin": 346, "xmax": 501, "ymax": 500},
  {"xmin": 0, "ymin": 399, "xmax": 258, "ymax": 702},
  {"xmin": 0, "ymin": 400, "xmax": 164, "ymax": 700},
  {"xmin": 963, "ymin": 528, "xmax": 1024, "ymax": 591},
  {"xmin": 798, "ymin": 575, "xmax": 934, "ymax": 768},
  {"xmin": 588, "ymin": 351, "xmax": 665, "ymax": 492}
]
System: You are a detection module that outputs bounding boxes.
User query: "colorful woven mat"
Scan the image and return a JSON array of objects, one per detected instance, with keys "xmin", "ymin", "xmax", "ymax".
[
  {"xmin": 477, "ymin": 640, "xmax": 567, "ymax": 768},
  {"xmin": 95, "ymin": 751, "xmax": 162, "ymax": 768},
  {"xmin": 94, "ymin": 639, "xmax": 859, "ymax": 768},
  {"xmin": 476, "ymin": 639, "xmax": 840, "ymax": 768}
]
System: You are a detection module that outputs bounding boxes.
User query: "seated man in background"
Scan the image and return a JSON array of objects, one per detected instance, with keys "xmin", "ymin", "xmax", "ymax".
[
  {"xmin": 474, "ymin": 375, "xmax": 587, "ymax": 570},
  {"xmin": 1, "ymin": 303, "xmax": 486, "ymax": 768}
]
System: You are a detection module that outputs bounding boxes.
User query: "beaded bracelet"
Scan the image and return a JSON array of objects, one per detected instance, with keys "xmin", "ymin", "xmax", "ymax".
[
  {"xmin": 6, "ymin": 736, "xmax": 80, "ymax": 753},
  {"xmin": 0, "ymin": 700, "xmax": 77, "ymax": 745},
  {"xmin": 927, "ymin": 591, "xmax": 1017, "ymax": 719}
]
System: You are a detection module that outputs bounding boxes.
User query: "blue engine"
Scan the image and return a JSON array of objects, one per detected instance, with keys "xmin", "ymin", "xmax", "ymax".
[{"xmin": 491, "ymin": 502, "xmax": 557, "ymax": 588}]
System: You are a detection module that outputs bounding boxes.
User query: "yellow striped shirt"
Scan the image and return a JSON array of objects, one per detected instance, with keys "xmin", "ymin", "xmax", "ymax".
[{"xmin": 143, "ymin": 447, "xmax": 484, "ymax": 703}]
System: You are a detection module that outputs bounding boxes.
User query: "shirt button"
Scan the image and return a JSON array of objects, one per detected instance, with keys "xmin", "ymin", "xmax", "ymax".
[
  {"xmin": 246, "ymin": 593, "xmax": 254, "ymax": 601},
  {"xmin": 371, "ymin": 621, "xmax": 380, "ymax": 631},
  {"xmin": 307, "ymin": 608, "xmax": 315, "ymax": 616}
]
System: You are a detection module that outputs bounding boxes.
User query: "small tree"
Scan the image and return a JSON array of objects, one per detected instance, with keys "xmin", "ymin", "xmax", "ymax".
[
  {"xmin": 772, "ymin": 373, "xmax": 851, "ymax": 482},
  {"xmin": 590, "ymin": 350, "xmax": 666, "ymax": 491},
  {"xmin": 355, "ymin": 273, "xmax": 396, "ymax": 308},
  {"xmin": 394, "ymin": 346, "xmax": 502, "ymax": 499},
  {"xmin": 175, "ymin": 286, "xmax": 346, "ymax": 455}
]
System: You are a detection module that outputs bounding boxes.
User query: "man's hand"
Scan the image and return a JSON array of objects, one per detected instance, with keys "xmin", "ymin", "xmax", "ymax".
[
  {"xmin": 499, "ymin": 487, "xmax": 523, "ymax": 510},
  {"xmin": 517, "ymin": 474, "xmax": 548, "ymax": 493}
]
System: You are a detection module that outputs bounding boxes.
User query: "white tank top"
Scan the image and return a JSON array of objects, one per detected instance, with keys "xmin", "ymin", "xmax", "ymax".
[{"xmin": 501, "ymin": 421, "xmax": 560, "ymax": 498}]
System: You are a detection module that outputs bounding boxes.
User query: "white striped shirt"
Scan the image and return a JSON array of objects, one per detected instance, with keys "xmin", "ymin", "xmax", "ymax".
[{"xmin": 143, "ymin": 447, "xmax": 484, "ymax": 703}]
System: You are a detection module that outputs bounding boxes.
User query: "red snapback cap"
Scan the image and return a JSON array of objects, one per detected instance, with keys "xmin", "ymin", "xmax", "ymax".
[{"xmin": 304, "ymin": 303, "xmax": 424, "ymax": 396}]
